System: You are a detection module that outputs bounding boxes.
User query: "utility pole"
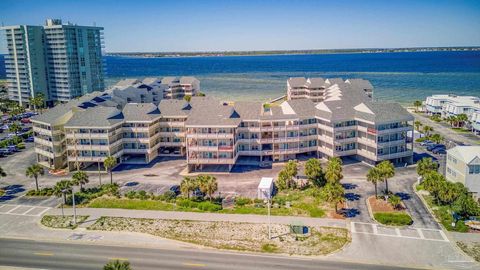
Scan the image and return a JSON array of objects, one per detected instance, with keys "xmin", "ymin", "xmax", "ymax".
[
  {"xmin": 263, "ymin": 190, "xmax": 271, "ymax": 240},
  {"xmin": 72, "ymin": 188, "xmax": 77, "ymax": 225},
  {"xmin": 98, "ymin": 161, "xmax": 102, "ymax": 185}
]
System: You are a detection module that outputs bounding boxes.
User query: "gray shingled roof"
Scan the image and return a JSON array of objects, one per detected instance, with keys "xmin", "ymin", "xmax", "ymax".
[
  {"xmin": 123, "ymin": 103, "xmax": 159, "ymax": 122},
  {"xmin": 158, "ymin": 99, "xmax": 190, "ymax": 117},
  {"xmin": 356, "ymin": 102, "xmax": 413, "ymax": 123},
  {"xmin": 186, "ymin": 97, "xmax": 242, "ymax": 126},
  {"xmin": 65, "ymin": 106, "xmax": 123, "ymax": 127},
  {"xmin": 288, "ymin": 77, "xmax": 307, "ymax": 88}
]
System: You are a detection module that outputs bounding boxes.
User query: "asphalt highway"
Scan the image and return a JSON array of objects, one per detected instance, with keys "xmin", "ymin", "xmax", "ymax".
[{"xmin": 0, "ymin": 238, "xmax": 418, "ymax": 270}]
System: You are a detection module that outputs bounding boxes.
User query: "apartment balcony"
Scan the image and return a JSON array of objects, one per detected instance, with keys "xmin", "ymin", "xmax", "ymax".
[
  {"xmin": 34, "ymin": 137, "xmax": 53, "ymax": 147},
  {"xmin": 334, "ymin": 126, "xmax": 358, "ymax": 132},
  {"xmin": 35, "ymin": 148, "xmax": 54, "ymax": 159},
  {"xmin": 318, "ymin": 146, "xmax": 334, "ymax": 157},
  {"xmin": 357, "ymin": 137, "xmax": 377, "ymax": 148},
  {"xmin": 272, "ymin": 125, "xmax": 300, "ymax": 131},
  {"xmin": 159, "ymin": 141, "xmax": 184, "ymax": 147},
  {"xmin": 299, "ymin": 123, "xmax": 318, "ymax": 129},
  {"xmin": 376, "ymin": 126, "xmax": 412, "ymax": 135},
  {"xmin": 66, "ymin": 144, "xmax": 110, "ymax": 151},
  {"xmin": 377, "ymin": 150, "xmax": 413, "ymax": 161},
  {"xmin": 123, "ymin": 126, "xmax": 150, "ymax": 133},
  {"xmin": 238, "ymin": 150, "xmax": 262, "ymax": 156},
  {"xmin": 334, "ymin": 149, "xmax": 357, "ymax": 157},
  {"xmin": 188, "ymin": 145, "xmax": 219, "ymax": 151},
  {"xmin": 159, "ymin": 122, "xmax": 185, "ymax": 128},
  {"xmin": 237, "ymin": 126, "xmax": 261, "ymax": 132},
  {"xmin": 67, "ymin": 156, "xmax": 107, "ymax": 163},
  {"xmin": 377, "ymin": 139, "xmax": 407, "ymax": 148},
  {"xmin": 318, "ymin": 134, "xmax": 334, "ymax": 144},
  {"xmin": 33, "ymin": 126, "xmax": 52, "ymax": 136},
  {"xmin": 123, "ymin": 148, "xmax": 149, "ymax": 154},
  {"xmin": 188, "ymin": 158, "xmax": 236, "ymax": 165},
  {"xmin": 318, "ymin": 124, "xmax": 334, "ymax": 132},
  {"xmin": 65, "ymin": 132, "xmax": 109, "ymax": 139},
  {"xmin": 159, "ymin": 131, "xmax": 185, "ymax": 137},
  {"xmin": 357, "ymin": 149, "xmax": 377, "ymax": 159},
  {"xmin": 186, "ymin": 133, "xmax": 234, "ymax": 139},
  {"xmin": 334, "ymin": 137, "xmax": 357, "ymax": 144},
  {"xmin": 123, "ymin": 137, "xmax": 150, "ymax": 144}
]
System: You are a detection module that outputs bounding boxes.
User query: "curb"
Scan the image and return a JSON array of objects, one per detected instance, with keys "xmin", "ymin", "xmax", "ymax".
[{"xmin": 366, "ymin": 195, "xmax": 412, "ymax": 229}]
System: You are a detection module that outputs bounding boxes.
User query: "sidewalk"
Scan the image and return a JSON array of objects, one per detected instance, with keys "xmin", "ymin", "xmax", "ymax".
[{"xmin": 47, "ymin": 207, "xmax": 347, "ymax": 228}]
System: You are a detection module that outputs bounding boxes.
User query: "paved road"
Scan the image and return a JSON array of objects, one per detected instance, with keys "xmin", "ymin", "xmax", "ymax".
[{"xmin": 0, "ymin": 238, "xmax": 420, "ymax": 270}]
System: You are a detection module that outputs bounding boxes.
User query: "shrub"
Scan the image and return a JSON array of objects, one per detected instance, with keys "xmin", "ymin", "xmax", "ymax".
[
  {"xmin": 26, "ymin": 188, "xmax": 54, "ymax": 196},
  {"xmin": 125, "ymin": 191, "xmax": 137, "ymax": 199},
  {"xmin": 137, "ymin": 190, "xmax": 147, "ymax": 200},
  {"xmin": 176, "ymin": 198, "xmax": 199, "ymax": 209},
  {"xmin": 197, "ymin": 201, "xmax": 222, "ymax": 211},
  {"xmin": 235, "ymin": 197, "xmax": 252, "ymax": 207},
  {"xmin": 374, "ymin": 212, "xmax": 413, "ymax": 226},
  {"xmin": 161, "ymin": 190, "xmax": 177, "ymax": 202}
]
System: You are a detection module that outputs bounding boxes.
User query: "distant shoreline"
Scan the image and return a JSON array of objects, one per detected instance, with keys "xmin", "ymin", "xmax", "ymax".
[{"xmin": 106, "ymin": 47, "xmax": 480, "ymax": 58}]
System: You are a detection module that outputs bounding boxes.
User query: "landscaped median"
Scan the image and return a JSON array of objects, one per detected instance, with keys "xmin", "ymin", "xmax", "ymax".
[
  {"xmin": 367, "ymin": 196, "xmax": 413, "ymax": 227},
  {"xmin": 41, "ymin": 215, "xmax": 89, "ymax": 229},
  {"xmin": 41, "ymin": 215, "xmax": 349, "ymax": 256}
]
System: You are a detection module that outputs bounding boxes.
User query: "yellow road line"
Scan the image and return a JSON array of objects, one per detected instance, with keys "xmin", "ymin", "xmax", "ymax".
[
  {"xmin": 108, "ymin": 257, "xmax": 129, "ymax": 261},
  {"xmin": 34, "ymin": 252, "xmax": 54, "ymax": 256},
  {"xmin": 183, "ymin": 263, "xmax": 206, "ymax": 267}
]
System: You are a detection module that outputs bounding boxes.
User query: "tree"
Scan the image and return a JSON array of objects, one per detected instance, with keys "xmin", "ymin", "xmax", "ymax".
[
  {"xmin": 446, "ymin": 115, "xmax": 457, "ymax": 127},
  {"xmin": 388, "ymin": 195, "xmax": 402, "ymax": 209},
  {"xmin": 416, "ymin": 157, "xmax": 438, "ymax": 177},
  {"xmin": 414, "ymin": 120, "xmax": 422, "ymax": 131},
  {"xmin": 285, "ymin": 160, "xmax": 298, "ymax": 179},
  {"xmin": 304, "ymin": 158, "xmax": 325, "ymax": 187},
  {"xmin": 29, "ymin": 93, "xmax": 45, "ymax": 113},
  {"xmin": 422, "ymin": 125, "xmax": 433, "ymax": 137},
  {"xmin": 72, "ymin": 171, "xmax": 89, "ymax": 190},
  {"xmin": 376, "ymin": 161, "xmax": 395, "ymax": 195},
  {"xmin": 325, "ymin": 157, "xmax": 343, "ymax": 184},
  {"xmin": 9, "ymin": 122, "xmax": 21, "ymax": 135},
  {"xmin": 104, "ymin": 156, "xmax": 117, "ymax": 184},
  {"xmin": 104, "ymin": 260, "xmax": 131, "ymax": 270},
  {"xmin": 452, "ymin": 193, "xmax": 480, "ymax": 218},
  {"xmin": 413, "ymin": 100, "xmax": 422, "ymax": 112},
  {"xmin": 422, "ymin": 171, "xmax": 446, "ymax": 201},
  {"xmin": 0, "ymin": 166, "xmax": 6, "ymax": 192},
  {"xmin": 53, "ymin": 180, "xmax": 73, "ymax": 204},
  {"xmin": 430, "ymin": 133, "xmax": 443, "ymax": 144},
  {"xmin": 321, "ymin": 183, "xmax": 345, "ymax": 213},
  {"xmin": 276, "ymin": 169, "xmax": 296, "ymax": 190},
  {"xmin": 456, "ymin": 114, "xmax": 469, "ymax": 128},
  {"xmin": 180, "ymin": 177, "xmax": 195, "ymax": 199},
  {"xmin": 10, "ymin": 105, "xmax": 25, "ymax": 117},
  {"xmin": 25, "ymin": 164, "xmax": 44, "ymax": 191},
  {"xmin": 366, "ymin": 167, "xmax": 382, "ymax": 198},
  {"xmin": 198, "ymin": 175, "xmax": 218, "ymax": 201}
]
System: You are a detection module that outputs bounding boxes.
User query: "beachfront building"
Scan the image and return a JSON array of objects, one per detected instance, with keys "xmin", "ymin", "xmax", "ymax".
[
  {"xmin": 287, "ymin": 77, "xmax": 373, "ymax": 103},
  {"xmin": 425, "ymin": 95, "xmax": 480, "ymax": 118},
  {"xmin": 32, "ymin": 77, "xmax": 413, "ymax": 172},
  {"xmin": 1, "ymin": 19, "xmax": 104, "ymax": 105},
  {"xmin": 471, "ymin": 110, "xmax": 480, "ymax": 135},
  {"xmin": 446, "ymin": 146, "xmax": 480, "ymax": 201}
]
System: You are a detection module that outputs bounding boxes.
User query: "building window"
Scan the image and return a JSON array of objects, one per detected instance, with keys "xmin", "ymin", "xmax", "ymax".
[{"xmin": 469, "ymin": 165, "xmax": 480, "ymax": 174}]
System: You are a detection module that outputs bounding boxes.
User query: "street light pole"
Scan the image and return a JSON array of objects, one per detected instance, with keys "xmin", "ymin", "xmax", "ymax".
[
  {"xmin": 98, "ymin": 161, "xmax": 102, "ymax": 185},
  {"xmin": 263, "ymin": 190, "xmax": 271, "ymax": 240},
  {"xmin": 72, "ymin": 188, "xmax": 77, "ymax": 225}
]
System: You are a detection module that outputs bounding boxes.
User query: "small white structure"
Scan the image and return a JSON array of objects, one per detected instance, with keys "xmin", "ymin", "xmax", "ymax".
[{"xmin": 258, "ymin": 177, "xmax": 274, "ymax": 200}]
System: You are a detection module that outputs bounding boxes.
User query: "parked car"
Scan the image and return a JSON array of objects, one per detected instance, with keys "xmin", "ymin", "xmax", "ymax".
[
  {"xmin": 7, "ymin": 145, "xmax": 18, "ymax": 152},
  {"xmin": 192, "ymin": 188, "xmax": 205, "ymax": 198},
  {"xmin": 420, "ymin": 140, "xmax": 433, "ymax": 146},
  {"xmin": 25, "ymin": 137, "xmax": 34, "ymax": 142},
  {"xmin": 169, "ymin": 185, "xmax": 181, "ymax": 196},
  {"xmin": 427, "ymin": 144, "xmax": 445, "ymax": 151},
  {"xmin": 432, "ymin": 148, "xmax": 447, "ymax": 154},
  {"xmin": 0, "ymin": 148, "xmax": 13, "ymax": 155},
  {"xmin": 21, "ymin": 118, "xmax": 31, "ymax": 124}
]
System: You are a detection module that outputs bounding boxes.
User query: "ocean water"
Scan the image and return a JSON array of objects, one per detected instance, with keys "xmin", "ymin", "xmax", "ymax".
[{"xmin": 1, "ymin": 51, "xmax": 480, "ymax": 104}]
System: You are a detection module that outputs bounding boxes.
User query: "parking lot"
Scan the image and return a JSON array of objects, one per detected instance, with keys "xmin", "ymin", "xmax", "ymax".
[
  {"xmin": 0, "ymin": 204, "xmax": 51, "ymax": 217},
  {"xmin": 351, "ymin": 222, "xmax": 448, "ymax": 242}
]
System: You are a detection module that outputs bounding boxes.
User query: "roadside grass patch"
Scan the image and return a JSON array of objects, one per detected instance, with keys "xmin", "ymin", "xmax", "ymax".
[
  {"xmin": 373, "ymin": 212, "xmax": 413, "ymax": 226},
  {"xmin": 0, "ymin": 189, "xmax": 5, "ymax": 197},
  {"xmin": 41, "ymin": 215, "xmax": 88, "ymax": 229},
  {"xmin": 26, "ymin": 187, "xmax": 54, "ymax": 197},
  {"xmin": 88, "ymin": 197, "xmax": 177, "ymax": 211},
  {"xmin": 88, "ymin": 217, "xmax": 349, "ymax": 255},
  {"xmin": 457, "ymin": 242, "xmax": 480, "ymax": 262},
  {"xmin": 451, "ymin": 127, "xmax": 470, "ymax": 133}
]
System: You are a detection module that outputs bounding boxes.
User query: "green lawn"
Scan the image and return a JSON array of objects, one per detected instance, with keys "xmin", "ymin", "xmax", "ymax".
[
  {"xmin": 87, "ymin": 188, "xmax": 327, "ymax": 218},
  {"xmin": 373, "ymin": 212, "xmax": 413, "ymax": 226},
  {"xmin": 451, "ymin": 127, "xmax": 471, "ymax": 133}
]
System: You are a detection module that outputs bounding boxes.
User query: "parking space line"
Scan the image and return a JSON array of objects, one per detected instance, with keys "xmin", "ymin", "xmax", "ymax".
[
  {"xmin": 0, "ymin": 204, "xmax": 6, "ymax": 209},
  {"xmin": 18, "ymin": 207, "xmax": 36, "ymax": 215},
  {"xmin": 395, "ymin": 228, "xmax": 401, "ymax": 236},
  {"xmin": 372, "ymin": 224, "xmax": 378, "ymax": 234},
  {"xmin": 350, "ymin": 223, "xmax": 356, "ymax": 233},
  {"xmin": 417, "ymin": 228, "xmax": 425, "ymax": 239},
  {"xmin": 5, "ymin": 205, "xmax": 21, "ymax": 214},
  {"xmin": 439, "ymin": 230, "xmax": 449, "ymax": 241},
  {"xmin": 36, "ymin": 207, "xmax": 51, "ymax": 216}
]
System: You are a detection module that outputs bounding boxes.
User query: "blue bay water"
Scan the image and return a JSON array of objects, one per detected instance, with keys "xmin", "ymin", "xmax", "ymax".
[{"xmin": 1, "ymin": 51, "xmax": 480, "ymax": 104}]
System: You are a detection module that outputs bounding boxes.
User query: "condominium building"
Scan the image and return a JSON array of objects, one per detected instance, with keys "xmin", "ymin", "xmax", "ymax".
[
  {"xmin": 32, "ymin": 77, "xmax": 413, "ymax": 172},
  {"xmin": 425, "ymin": 94, "xmax": 480, "ymax": 118},
  {"xmin": 113, "ymin": 76, "xmax": 200, "ymax": 100},
  {"xmin": 1, "ymin": 19, "xmax": 104, "ymax": 105},
  {"xmin": 287, "ymin": 77, "xmax": 373, "ymax": 103},
  {"xmin": 446, "ymin": 146, "xmax": 480, "ymax": 201}
]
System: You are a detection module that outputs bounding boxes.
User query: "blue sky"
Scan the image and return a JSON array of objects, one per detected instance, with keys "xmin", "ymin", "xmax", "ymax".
[{"xmin": 1, "ymin": 0, "xmax": 479, "ymax": 52}]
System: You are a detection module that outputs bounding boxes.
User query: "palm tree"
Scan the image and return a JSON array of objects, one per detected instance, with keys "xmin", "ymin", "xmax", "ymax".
[
  {"xmin": 325, "ymin": 157, "xmax": 343, "ymax": 184},
  {"xmin": 0, "ymin": 166, "xmax": 6, "ymax": 194},
  {"xmin": 413, "ymin": 100, "xmax": 422, "ymax": 112},
  {"xmin": 376, "ymin": 161, "xmax": 395, "ymax": 195},
  {"xmin": 9, "ymin": 122, "xmax": 21, "ymax": 135},
  {"xmin": 29, "ymin": 93, "xmax": 45, "ymax": 113},
  {"xmin": 388, "ymin": 195, "xmax": 402, "ymax": 210},
  {"xmin": 366, "ymin": 167, "xmax": 382, "ymax": 198},
  {"xmin": 103, "ymin": 156, "xmax": 117, "ymax": 184},
  {"xmin": 446, "ymin": 115, "xmax": 457, "ymax": 127},
  {"xmin": 456, "ymin": 114, "xmax": 469, "ymax": 128},
  {"xmin": 414, "ymin": 120, "xmax": 422, "ymax": 131},
  {"xmin": 304, "ymin": 158, "xmax": 325, "ymax": 187},
  {"xmin": 53, "ymin": 180, "xmax": 73, "ymax": 204},
  {"xmin": 430, "ymin": 133, "xmax": 443, "ymax": 144},
  {"xmin": 180, "ymin": 177, "xmax": 195, "ymax": 199},
  {"xmin": 199, "ymin": 175, "xmax": 218, "ymax": 201},
  {"xmin": 416, "ymin": 157, "xmax": 438, "ymax": 177},
  {"xmin": 321, "ymin": 182, "xmax": 345, "ymax": 213},
  {"xmin": 104, "ymin": 260, "xmax": 131, "ymax": 270},
  {"xmin": 25, "ymin": 164, "xmax": 44, "ymax": 191},
  {"xmin": 422, "ymin": 125, "xmax": 433, "ymax": 137},
  {"xmin": 72, "ymin": 170, "xmax": 89, "ymax": 190}
]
